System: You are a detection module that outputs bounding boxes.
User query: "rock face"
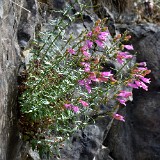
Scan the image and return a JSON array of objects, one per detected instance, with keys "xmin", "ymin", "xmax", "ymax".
[
  {"xmin": 59, "ymin": 117, "xmax": 114, "ymax": 160},
  {"xmin": 105, "ymin": 24, "xmax": 160, "ymax": 160},
  {"xmin": 0, "ymin": 1, "xmax": 21, "ymax": 159},
  {"xmin": 0, "ymin": 0, "xmax": 38, "ymax": 160}
]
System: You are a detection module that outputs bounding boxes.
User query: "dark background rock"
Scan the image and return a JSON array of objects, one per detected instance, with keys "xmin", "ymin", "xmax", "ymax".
[{"xmin": 0, "ymin": 0, "xmax": 38, "ymax": 160}]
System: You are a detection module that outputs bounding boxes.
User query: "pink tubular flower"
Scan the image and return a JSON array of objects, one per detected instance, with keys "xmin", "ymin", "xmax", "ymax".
[
  {"xmin": 87, "ymin": 31, "xmax": 92, "ymax": 37},
  {"xmin": 67, "ymin": 48, "xmax": 76, "ymax": 55},
  {"xmin": 64, "ymin": 104, "xmax": 72, "ymax": 109},
  {"xmin": 64, "ymin": 104, "xmax": 79, "ymax": 113},
  {"xmin": 113, "ymin": 113, "xmax": 125, "ymax": 122},
  {"xmin": 137, "ymin": 62, "xmax": 147, "ymax": 67},
  {"xmin": 117, "ymin": 52, "xmax": 133, "ymax": 64},
  {"xmin": 118, "ymin": 90, "xmax": 132, "ymax": 98},
  {"xmin": 89, "ymin": 72, "xmax": 97, "ymax": 81},
  {"xmin": 140, "ymin": 77, "xmax": 151, "ymax": 84},
  {"xmin": 117, "ymin": 98, "xmax": 127, "ymax": 106},
  {"xmin": 72, "ymin": 106, "xmax": 80, "ymax": 113},
  {"xmin": 100, "ymin": 71, "xmax": 113, "ymax": 77},
  {"xmin": 81, "ymin": 62, "xmax": 90, "ymax": 72},
  {"xmin": 85, "ymin": 84, "xmax": 92, "ymax": 93},
  {"xmin": 88, "ymin": 72, "xmax": 101, "ymax": 82},
  {"xmin": 81, "ymin": 45, "xmax": 88, "ymax": 52},
  {"xmin": 79, "ymin": 100, "xmax": 89, "ymax": 107},
  {"xmin": 135, "ymin": 80, "xmax": 148, "ymax": 91},
  {"xmin": 85, "ymin": 40, "xmax": 93, "ymax": 49},
  {"xmin": 137, "ymin": 67, "xmax": 148, "ymax": 71},
  {"xmin": 116, "ymin": 90, "xmax": 132, "ymax": 106},
  {"xmin": 95, "ymin": 40, "xmax": 104, "ymax": 48},
  {"xmin": 78, "ymin": 79, "xmax": 85, "ymax": 86},
  {"xmin": 127, "ymin": 63, "xmax": 151, "ymax": 91},
  {"xmin": 78, "ymin": 79, "xmax": 92, "ymax": 93},
  {"xmin": 128, "ymin": 82, "xmax": 139, "ymax": 89},
  {"xmin": 98, "ymin": 31, "xmax": 109, "ymax": 41},
  {"xmin": 97, "ymin": 77, "xmax": 109, "ymax": 82},
  {"xmin": 140, "ymin": 82, "xmax": 148, "ymax": 91},
  {"xmin": 124, "ymin": 45, "xmax": 134, "ymax": 50},
  {"xmin": 82, "ymin": 51, "xmax": 91, "ymax": 58},
  {"xmin": 88, "ymin": 72, "xmax": 110, "ymax": 82}
]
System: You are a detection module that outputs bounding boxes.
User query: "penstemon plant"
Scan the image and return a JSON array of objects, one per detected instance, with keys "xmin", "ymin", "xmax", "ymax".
[{"xmin": 19, "ymin": 1, "xmax": 151, "ymax": 158}]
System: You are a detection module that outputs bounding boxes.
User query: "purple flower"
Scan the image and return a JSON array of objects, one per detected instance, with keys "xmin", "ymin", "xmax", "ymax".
[
  {"xmin": 117, "ymin": 52, "xmax": 133, "ymax": 64},
  {"xmin": 81, "ymin": 45, "xmax": 88, "ymax": 51},
  {"xmin": 88, "ymin": 72, "xmax": 98, "ymax": 82},
  {"xmin": 81, "ymin": 62, "xmax": 90, "ymax": 72},
  {"xmin": 137, "ymin": 62, "xmax": 147, "ymax": 67},
  {"xmin": 95, "ymin": 40, "xmax": 104, "ymax": 48},
  {"xmin": 135, "ymin": 80, "xmax": 148, "ymax": 91},
  {"xmin": 79, "ymin": 100, "xmax": 89, "ymax": 107},
  {"xmin": 140, "ymin": 77, "xmax": 151, "ymax": 84},
  {"xmin": 117, "ymin": 57, "xmax": 123, "ymax": 64},
  {"xmin": 116, "ymin": 90, "xmax": 132, "ymax": 106},
  {"xmin": 118, "ymin": 90, "xmax": 132, "ymax": 98},
  {"xmin": 137, "ymin": 67, "xmax": 148, "ymax": 71},
  {"xmin": 124, "ymin": 45, "xmax": 134, "ymax": 50},
  {"xmin": 117, "ymin": 98, "xmax": 127, "ymax": 106},
  {"xmin": 78, "ymin": 79, "xmax": 85, "ymax": 86},
  {"xmin": 64, "ymin": 104, "xmax": 72, "ymax": 109},
  {"xmin": 72, "ymin": 106, "xmax": 80, "ymax": 113},
  {"xmin": 85, "ymin": 40, "xmax": 93, "ymax": 49},
  {"xmin": 98, "ymin": 31, "xmax": 109, "ymax": 41},
  {"xmin": 140, "ymin": 81, "xmax": 148, "ymax": 91},
  {"xmin": 67, "ymin": 48, "xmax": 76, "ymax": 55},
  {"xmin": 85, "ymin": 84, "xmax": 91, "ymax": 93},
  {"xmin": 113, "ymin": 113, "xmax": 125, "ymax": 122},
  {"xmin": 82, "ymin": 51, "xmax": 91, "ymax": 58},
  {"xmin": 101, "ymin": 71, "xmax": 113, "ymax": 77},
  {"xmin": 64, "ymin": 104, "xmax": 79, "ymax": 113},
  {"xmin": 87, "ymin": 31, "xmax": 92, "ymax": 37},
  {"xmin": 79, "ymin": 79, "xmax": 92, "ymax": 93},
  {"xmin": 128, "ymin": 83, "xmax": 139, "ymax": 89}
]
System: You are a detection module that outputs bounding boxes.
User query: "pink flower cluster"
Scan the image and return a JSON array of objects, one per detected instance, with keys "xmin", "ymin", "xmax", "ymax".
[
  {"xmin": 79, "ymin": 100, "xmax": 89, "ymax": 107},
  {"xmin": 78, "ymin": 71, "xmax": 114, "ymax": 93},
  {"xmin": 64, "ymin": 100, "xmax": 89, "ymax": 113},
  {"xmin": 116, "ymin": 90, "xmax": 132, "ymax": 106},
  {"xmin": 116, "ymin": 51, "xmax": 133, "ymax": 64},
  {"xmin": 115, "ymin": 44, "xmax": 134, "ymax": 64},
  {"xmin": 64, "ymin": 21, "xmax": 151, "ymax": 123},
  {"xmin": 87, "ymin": 26, "xmax": 109, "ymax": 48},
  {"xmin": 67, "ymin": 48, "xmax": 76, "ymax": 55},
  {"xmin": 127, "ymin": 63, "xmax": 151, "ymax": 91},
  {"xmin": 64, "ymin": 104, "xmax": 80, "ymax": 113},
  {"xmin": 78, "ymin": 78, "xmax": 92, "ymax": 93},
  {"xmin": 81, "ymin": 62, "xmax": 90, "ymax": 72}
]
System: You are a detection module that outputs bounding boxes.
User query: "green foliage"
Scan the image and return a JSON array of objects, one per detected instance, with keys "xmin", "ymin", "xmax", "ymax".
[{"xmin": 19, "ymin": 1, "xmax": 93, "ymax": 157}]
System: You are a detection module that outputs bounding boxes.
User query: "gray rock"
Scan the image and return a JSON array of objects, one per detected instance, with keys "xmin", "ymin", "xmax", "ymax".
[
  {"xmin": 17, "ymin": 0, "xmax": 38, "ymax": 49},
  {"xmin": 59, "ymin": 116, "xmax": 113, "ymax": 160},
  {"xmin": 0, "ymin": 0, "xmax": 38, "ymax": 160}
]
